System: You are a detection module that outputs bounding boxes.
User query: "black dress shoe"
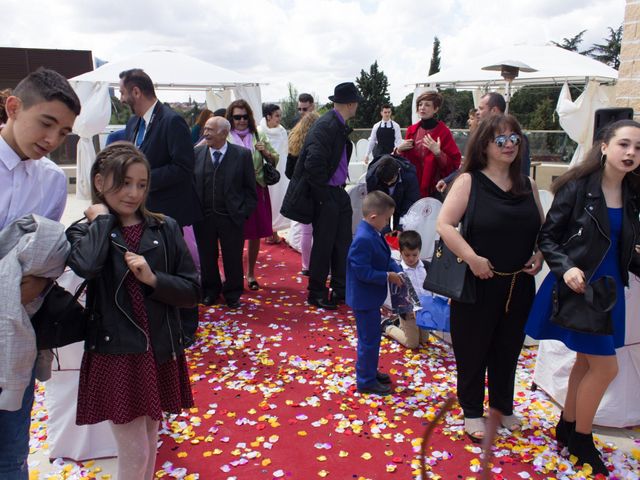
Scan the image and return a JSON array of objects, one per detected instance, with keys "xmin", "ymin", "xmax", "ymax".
[
  {"xmin": 301, "ymin": 269, "xmax": 310, "ymax": 276},
  {"xmin": 227, "ymin": 300, "xmax": 241, "ymax": 309},
  {"xmin": 357, "ymin": 381, "xmax": 392, "ymax": 396},
  {"xmin": 376, "ymin": 371, "xmax": 391, "ymax": 384},
  {"xmin": 307, "ymin": 296, "xmax": 338, "ymax": 310},
  {"xmin": 202, "ymin": 294, "xmax": 219, "ymax": 306},
  {"xmin": 331, "ymin": 292, "xmax": 345, "ymax": 305}
]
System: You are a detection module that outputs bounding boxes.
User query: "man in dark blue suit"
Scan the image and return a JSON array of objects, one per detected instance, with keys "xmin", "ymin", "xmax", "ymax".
[
  {"xmin": 347, "ymin": 191, "xmax": 404, "ymax": 395},
  {"xmin": 120, "ymin": 68, "xmax": 202, "ymax": 227},
  {"xmin": 120, "ymin": 68, "xmax": 202, "ymax": 344}
]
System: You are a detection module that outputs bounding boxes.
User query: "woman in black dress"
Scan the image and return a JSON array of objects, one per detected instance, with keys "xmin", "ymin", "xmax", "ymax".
[{"xmin": 436, "ymin": 114, "xmax": 544, "ymax": 442}]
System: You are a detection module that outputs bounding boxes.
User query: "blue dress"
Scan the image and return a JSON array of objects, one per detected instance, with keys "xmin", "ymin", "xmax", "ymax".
[{"xmin": 526, "ymin": 208, "xmax": 625, "ymax": 355}]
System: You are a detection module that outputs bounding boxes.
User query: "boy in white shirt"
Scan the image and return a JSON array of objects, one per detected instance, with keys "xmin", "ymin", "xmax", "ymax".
[
  {"xmin": 0, "ymin": 68, "xmax": 80, "ymax": 478},
  {"xmin": 383, "ymin": 230, "xmax": 431, "ymax": 348}
]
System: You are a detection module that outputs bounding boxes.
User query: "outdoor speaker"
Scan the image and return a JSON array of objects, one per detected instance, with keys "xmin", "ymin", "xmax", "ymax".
[{"xmin": 593, "ymin": 108, "xmax": 634, "ymax": 142}]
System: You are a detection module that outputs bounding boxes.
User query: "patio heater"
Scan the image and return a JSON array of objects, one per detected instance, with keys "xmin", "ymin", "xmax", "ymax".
[{"xmin": 481, "ymin": 60, "xmax": 537, "ymax": 114}]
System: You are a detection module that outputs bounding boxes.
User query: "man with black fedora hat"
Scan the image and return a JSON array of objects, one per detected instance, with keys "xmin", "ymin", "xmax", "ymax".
[{"xmin": 281, "ymin": 82, "xmax": 362, "ymax": 309}]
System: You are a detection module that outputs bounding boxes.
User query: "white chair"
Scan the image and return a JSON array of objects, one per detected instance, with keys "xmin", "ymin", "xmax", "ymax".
[
  {"xmin": 348, "ymin": 140, "xmax": 357, "ymax": 163},
  {"xmin": 538, "ymin": 189, "xmax": 554, "ymax": 216},
  {"xmin": 399, "ymin": 197, "xmax": 443, "ymax": 261},
  {"xmin": 347, "ymin": 183, "xmax": 367, "ymax": 236},
  {"xmin": 355, "ymin": 138, "xmax": 369, "ymax": 163},
  {"xmin": 348, "ymin": 162, "xmax": 367, "ymax": 183},
  {"xmin": 534, "ymin": 189, "xmax": 554, "ymax": 292}
]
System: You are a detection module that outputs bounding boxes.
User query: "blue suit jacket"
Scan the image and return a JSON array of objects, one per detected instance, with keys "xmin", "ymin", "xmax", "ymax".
[{"xmin": 346, "ymin": 220, "xmax": 402, "ymax": 310}]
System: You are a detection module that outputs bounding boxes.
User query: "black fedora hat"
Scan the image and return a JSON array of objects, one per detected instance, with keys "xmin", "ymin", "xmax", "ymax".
[{"xmin": 329, "ymin": 82, "xmax": 363, "ymax": 103}]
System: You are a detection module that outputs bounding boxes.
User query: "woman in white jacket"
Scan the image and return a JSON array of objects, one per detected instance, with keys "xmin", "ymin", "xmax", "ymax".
[{"xmin": 259, "ymin": 104, "xmax": 290, "ymax": 244}]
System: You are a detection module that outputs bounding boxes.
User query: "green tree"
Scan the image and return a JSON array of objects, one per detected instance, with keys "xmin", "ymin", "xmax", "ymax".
[
  {"xmin": 110, "ymin": 96, "xmax": 132, "ymax": 124},
  {"xmin": 589, "ymin": 25, "xmax": 622, "ymax": 69},
  {"xmin": 353, "ymin": 61, "xmax": 391, "ymax": 128},
  {"xmin": 394, "ymin": 93, "xmax": 414, "ymax": 128},
  {"xmin": 438, "ymin": 89, "xmax": 473, "ymax": 128},
  {"xmin": 551, "ymin": 30, "xmax": 591, "ymax": 54},
  {"xmin": 279, "ymin": 83, "xmax": 299, "ymax": 129},
  {"xmin": 528, "ymin": 97, "xmax": 557, "ymax": 130},
  {"xmin": 509, "ymin": 86, "xmax": 562, "ymax": 129},
  {"xmin": 429, "ymin": 36, "xmax": 441, "ymax": 75}
]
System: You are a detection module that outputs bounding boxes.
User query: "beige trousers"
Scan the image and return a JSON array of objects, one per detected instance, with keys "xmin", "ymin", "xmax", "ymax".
[{"xmin": 384, "ymin": 312, "xmax": 430, "ymax": 349}]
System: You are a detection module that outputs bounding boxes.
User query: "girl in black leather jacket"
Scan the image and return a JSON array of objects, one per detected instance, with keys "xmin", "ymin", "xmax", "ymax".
[
  {"xmin": 526, "ymin": 120, "xmax": 640, "ymax": 476},
  {"xmin": 66, "ymin": 143, "xmax": 199, "ymax": 480}
]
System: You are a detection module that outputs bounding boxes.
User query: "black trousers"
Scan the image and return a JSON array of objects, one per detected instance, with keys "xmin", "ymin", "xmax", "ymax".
[
  {"xmin": 308, "ymin": 186, "xmax": 352, "ymax": 298},
  {"xmin": 193, "ymin": 213, "xmax": 245, "ymax": 303},
  {"xmin": 450, "ymin": 273, "xmax": 534, "ymax": 418}
]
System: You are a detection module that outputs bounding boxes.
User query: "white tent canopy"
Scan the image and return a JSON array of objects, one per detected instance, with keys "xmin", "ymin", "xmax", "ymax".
[
  {"xmin": 69, "ymin": 50, "xmax": 262, "ymax": 199},
  {"xmin": 71, "ymin": 50, "xmax": 258, "ymax": 90},
  {"xmin": 414, "ymin": 45, "xmax": 618, "ymax": 89}
]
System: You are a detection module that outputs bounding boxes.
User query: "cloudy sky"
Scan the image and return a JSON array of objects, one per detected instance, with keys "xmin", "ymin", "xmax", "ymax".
[{"xmin": 2, "ymin": 0, "xmax": 625, "ymax": 104}]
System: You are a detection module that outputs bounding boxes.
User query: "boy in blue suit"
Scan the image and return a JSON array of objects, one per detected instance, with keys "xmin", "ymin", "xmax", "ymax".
[{"xmin": 347, "ymin": 191, "xmax": 404, "ymax": 395}]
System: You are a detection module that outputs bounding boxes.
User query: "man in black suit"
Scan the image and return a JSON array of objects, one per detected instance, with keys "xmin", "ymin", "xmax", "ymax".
[
  {"xmin": 281, "ymin": 82, "xmax": 362, "ymax": 310},
  {"xmin": 193, "ymin": 116, "xmax": 257, "ymax": 308},
  {"xmin": 120, "ymin": 68, "xmax": 202, "ymax": 227}
]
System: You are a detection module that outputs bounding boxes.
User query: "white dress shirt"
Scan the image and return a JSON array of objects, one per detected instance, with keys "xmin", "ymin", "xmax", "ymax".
[
  {"xmin": 137, "ymin": 100, "xmax": 158, "ymax": 143},
  {"xmin": 209, "ymin": 142, "xmax": 228, "ymax": 164},
  {"xmin": 400, "ymin": 258, "xmax": 428, "ymax": 297},
  {"xmin": 366, "ymin": 120, "xmax": 403, "ymax": 157},
  {"xmin": 0, "ymin": 135, "xmax": 67, "ymax": 229}
]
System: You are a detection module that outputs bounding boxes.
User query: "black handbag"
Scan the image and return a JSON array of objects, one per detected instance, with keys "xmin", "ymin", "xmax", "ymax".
[
  {"xmin": 262, "ymin": 159, "xmax": 281, "ymax": 186},
  {"xmin": 257, "ymin": 133, "xmax": 280, "ymax": 186},
  {"xmin": 423, "ymin": 176, "xmax": 477, "ymax": 303},
  {"xmin": 31, "ymin": 280, "xmax": 89, "ymax": 350},
  {"xmin": 550, "ymin": 275, "xmax": 616, "ymax": 335}
]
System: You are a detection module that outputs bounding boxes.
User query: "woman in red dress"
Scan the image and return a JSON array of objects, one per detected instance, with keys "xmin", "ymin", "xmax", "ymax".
[{"xmin": 396, "ymin": 91, "xmax": 461, "ymax": 198}]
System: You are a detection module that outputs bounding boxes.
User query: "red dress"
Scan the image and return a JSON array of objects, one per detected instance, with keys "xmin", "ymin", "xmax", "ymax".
[
  {"xmin": 76, "ymin": 223, "xmax": 193, "ymax": 425},
  {"xmin": 403, "ymin": 120, "xmax": 461, "ymax": 197}
]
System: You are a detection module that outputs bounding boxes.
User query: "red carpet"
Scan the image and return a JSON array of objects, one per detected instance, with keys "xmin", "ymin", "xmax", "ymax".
[{"xmin": 152, "ymin": 242, "xmax": 635, "ymax": 479}]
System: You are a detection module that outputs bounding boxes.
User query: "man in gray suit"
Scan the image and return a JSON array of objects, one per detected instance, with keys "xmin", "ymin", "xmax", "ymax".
[{"xmin": 193, "ymin": 117, "xmax": 257, "ymax": 308}]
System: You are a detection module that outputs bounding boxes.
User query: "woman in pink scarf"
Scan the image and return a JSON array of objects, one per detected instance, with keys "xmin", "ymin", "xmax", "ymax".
[{"xmin": 226, "ymin": 100, "xmax": 279, "ymax": 291}]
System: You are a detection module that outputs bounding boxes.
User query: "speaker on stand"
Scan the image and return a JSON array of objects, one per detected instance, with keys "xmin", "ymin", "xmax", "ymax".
[{"xmin": 593, "ymin": 108, "xmax": 634, "ymax": 142}]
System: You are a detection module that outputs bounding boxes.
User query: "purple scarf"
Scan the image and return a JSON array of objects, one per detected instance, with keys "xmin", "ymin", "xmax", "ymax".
[{"xmin": 230, "ymin": 128, "xmax": 254, "ymax": 151}]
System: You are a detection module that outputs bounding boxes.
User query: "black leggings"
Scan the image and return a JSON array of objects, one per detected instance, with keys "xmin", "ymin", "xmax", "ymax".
[{"xmin": 450, "ymin": 274, "xmax": 534, "ymax": 418}]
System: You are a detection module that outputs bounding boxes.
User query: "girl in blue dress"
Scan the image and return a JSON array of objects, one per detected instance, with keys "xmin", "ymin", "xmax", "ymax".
[{"xmin": 526, "ymin": 120, "xmax": 640, "ymax": 476}]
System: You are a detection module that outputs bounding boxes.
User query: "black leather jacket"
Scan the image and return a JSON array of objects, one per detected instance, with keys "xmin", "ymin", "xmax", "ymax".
[
  {"xmin": 66, "ymin": 214, "xmax": 200, "ymax": 363},
  {"xmin": 539, "ymin": 171, "xmax": 640, "ymax": 286},
  {"xmin": 281, "ymin": 110, "xmax": 353, "ymax": 223}
]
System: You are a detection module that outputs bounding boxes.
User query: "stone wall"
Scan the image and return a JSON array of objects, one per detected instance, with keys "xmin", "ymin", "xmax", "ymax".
[{"xmin": 617, "ymin": 0, "xmax": 640, "ymax": 115}]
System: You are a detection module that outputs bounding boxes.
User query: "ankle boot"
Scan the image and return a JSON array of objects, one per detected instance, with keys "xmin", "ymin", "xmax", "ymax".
[
  {"xmin": 568, "ymin": 431, "xmax": 609, "ymax": 476},
  {"xmin": 555, "ymin": 411, "xmax": 575, "ymax": 448}
]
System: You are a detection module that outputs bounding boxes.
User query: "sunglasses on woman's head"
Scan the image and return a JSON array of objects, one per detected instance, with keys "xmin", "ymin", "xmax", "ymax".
[
  {"xmin": 232, "ymin": 114, "xmax": 249, "ymax": 121},
  {"xmin": 494, "ymin": 133, "xmax": 521, "ymax": 148}
]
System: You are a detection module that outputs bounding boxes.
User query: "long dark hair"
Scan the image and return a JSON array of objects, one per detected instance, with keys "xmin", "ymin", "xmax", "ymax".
[
  {"xmin": 552, "ymin": 119, "xmax": 640, "ymax": 194},
  {"xmin": 91, "ymin": 142, "xmax": 164, "ymax": 224},
  {"xmin": 226, "ymin": 99, "xmax": 258, "ymax": 134},
  {"xmin": 461, "ymin": 114, "xmax": 527, "ymax": 195}
]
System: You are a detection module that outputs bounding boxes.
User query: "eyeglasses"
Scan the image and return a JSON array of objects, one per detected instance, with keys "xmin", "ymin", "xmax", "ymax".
[
  {"xmin": 232, "ymin": 114, "xmax": 249, "ymax": 121},
  {"xmin": 297, "ymin": 107, "xmax": 308, "ymax": 112},
  {"xmin": 494, "ymin": 133, "xmax": 521, "ymax": 148}
]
